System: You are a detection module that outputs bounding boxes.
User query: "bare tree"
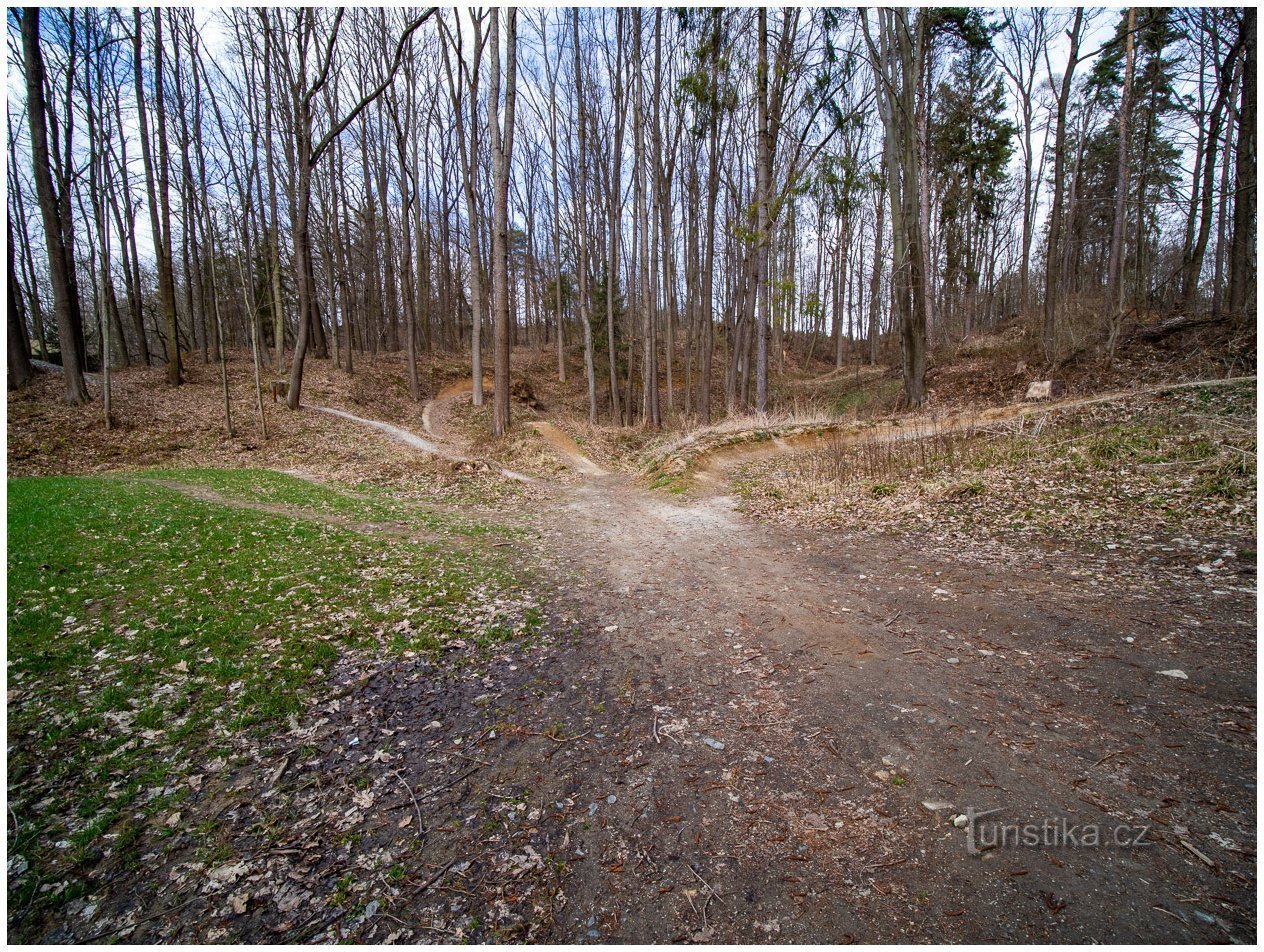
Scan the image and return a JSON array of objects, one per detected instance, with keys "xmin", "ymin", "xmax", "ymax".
[
  {"xmin": 21, "ymin": 7, "xmax": 89, "ymax": 403},
  {"xmin": 487, "ymin": 8, "xmax": 518, "ymax": 437}
]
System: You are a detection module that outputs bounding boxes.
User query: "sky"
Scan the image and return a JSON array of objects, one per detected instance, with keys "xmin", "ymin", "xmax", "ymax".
[{"xmin": 5, "ymin": 6, "xmax": 1206, "ymax": 287}]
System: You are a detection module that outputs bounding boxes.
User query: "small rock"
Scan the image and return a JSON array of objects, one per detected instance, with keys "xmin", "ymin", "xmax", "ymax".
[
  {"xmin": 606, "ymin": 794, "xmax": 617, "ymax": 804},
  {"xmin": 1024, "ymin": 380, "xmax": 1066, "ymax": 401},
  {"xmin": 953, "ymin": 814, "xmax": 969, "ymax": 829},
  {"xmin": 921, "ymin": 800, "xmax": 954, "ymax": 812},
  {"xmin": 603, "ymin": 625, "xmax": 619, "ymax": 632},
  {"xmin": 702, "ymin": 738, "xmax": 725, "ymax": 751},
  {"xmin": 946, "ymin": 657, "xmax": 960, "ymax": 665},
  {"xmin": 1157, "ymin": 669, "xmax": 1188, "ymax": 680},
  {"xmin": 8, "ymin": 855, "xmax": 28, "ymax": 877}
]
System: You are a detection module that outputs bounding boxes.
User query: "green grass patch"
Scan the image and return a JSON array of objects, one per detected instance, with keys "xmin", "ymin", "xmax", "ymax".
[
  {"xmin": 7, "ymin": 471, "xmax": 539, "ymax": 921},
  {"xmin": 125, "ymin": 467, "xmax": 513, "ymax": 538}
]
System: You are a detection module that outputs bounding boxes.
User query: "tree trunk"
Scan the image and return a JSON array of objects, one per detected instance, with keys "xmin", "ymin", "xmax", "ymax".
[
  {"xmin": 754, "ymin": 8, "xmax": 771, "ymax": 414},
  {"xmin": 134, "ymin": 9, "xmax": 181, "ymax": 385},
  {"xmin": 1105, "ymin": 8, "xmax": 1137, "ymax": 360},
  {"xmin": 8, "ymin": 218, "xmax": 34, "ymax": 390},
  {"xmin": 868, "ymin": 176, "xmax": 886, "ymax": 364},
  {"xmin": 572, "ymin": 9, "xmax": 599, "ymax": 422},
  {"xmin": 23, "ymin": 7, "xmax": 89, "ymax": 403},
  {"xmin": 1181, "ymin": 19, "xmax": 1242, "ymax": 313},
  {"xmin": 1228, "ymin": 8, "xmax": 1256, "ymax": 317},
  {"xmin": 1041, "ymin": 8, "xmax": 1084, "ymax": 361},
  {"xmin": 488, "ymin": 9, "xmax": 517, "ymax": 437}
]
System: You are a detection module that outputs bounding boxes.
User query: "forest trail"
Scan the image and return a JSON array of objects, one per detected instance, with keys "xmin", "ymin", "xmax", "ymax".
[
  {"xmin": 526, "ymin": 421, "xmax": 607, "ymax": 476},
  {"xmin": 124, "ymin": 476, "xmax": 425, "ymax": 539},
  {"xmin": 308, "ymin": 404, "xmax": 444, "ymax": 456},
  {"xmin": 308, "ymin": 401, "xmax": 536, "ymax": 483},
  {"xmin": 522, "ymin": 450, "xmax": 1253, "ymax": 942},
  {"xmin": 421, "ymin": 377, "xmax": 608, "ymax": 477},
  {"xmin": 691, "ymin": 373, "xmax": 1258, "ymax": 482},
  {"xmin": 296, "ymin": 383, "xmax": 1254, "ymax": 941},
  {"xmin": 422, "ymin": 376, "xmax": 493, "ymax": 441}
]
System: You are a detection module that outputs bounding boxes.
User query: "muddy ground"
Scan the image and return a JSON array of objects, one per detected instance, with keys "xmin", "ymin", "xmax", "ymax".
[{"xmin": 10, "ymin": 376, "xmax": 1256, "ymax": 944}]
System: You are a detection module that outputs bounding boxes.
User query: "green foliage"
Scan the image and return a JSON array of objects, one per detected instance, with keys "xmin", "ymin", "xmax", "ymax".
[
  {"xmin": 930, "ymin": 33, "xmax": 1015, "ymax": 304},
  {"xmin": 1072, "ymin": 8, "xmax": 1183, "ymax": 294}
]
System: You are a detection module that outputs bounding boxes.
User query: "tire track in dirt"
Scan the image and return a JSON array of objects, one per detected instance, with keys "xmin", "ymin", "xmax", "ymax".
[{"xmin": 122, "ymin": 477, "xmax": 426, "ymax": 540}]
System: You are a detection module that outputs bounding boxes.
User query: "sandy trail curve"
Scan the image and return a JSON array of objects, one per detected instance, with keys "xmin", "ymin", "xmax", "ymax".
[
  {"xmin": 309, "ymin": 404, "xmax": 443, "ymax": 455},
  {"xmin": 421, "ymin": 378, "xmax": 606, "ymax": 477},
  {"xmin": 422, "ymin": 377, "xmax": 493, "ymax": 441},
  {"xmin": 526, "ymin": 421, "xmax": 606, "ymax": 476}
]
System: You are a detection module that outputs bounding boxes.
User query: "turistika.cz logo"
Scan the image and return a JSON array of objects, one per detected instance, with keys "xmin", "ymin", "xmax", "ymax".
[{"xmin": 962, "ymin": 807, "xmax": 1152, "ymax": 855}]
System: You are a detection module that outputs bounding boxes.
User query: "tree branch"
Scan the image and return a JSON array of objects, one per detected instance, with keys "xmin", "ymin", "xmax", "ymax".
[{"xmin": 310, "ymin": 8, "xmax": 436, "ymax": 168}]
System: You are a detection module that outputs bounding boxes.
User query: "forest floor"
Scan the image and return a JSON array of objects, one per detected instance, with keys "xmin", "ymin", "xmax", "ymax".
[{"xmin": 6, "ymin": 338, "xmax": 1257, "ymax": 943}]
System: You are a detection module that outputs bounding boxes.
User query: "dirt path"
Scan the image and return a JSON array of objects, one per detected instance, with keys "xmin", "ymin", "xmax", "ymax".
[
  {"xmin": 520, "ymin": 471, "xmax": 1255, "ymax": 942},
  {"xmin": 692, "ymin": 374, "xmax": 1257, "ymax": 481},
  {"xmin": 420, "ymin": 378, "xmax": 606, "ymax": 477},
  {"xmin": 307, "ymin": 401, "xmax": 535, "ymax": 483},
  {"xmin": 124, "ymin": 477, "xmax": 426, "ymax": 540},
  {"xmin": 308, "ymin": 404, "xmax": 445, "ymax": 456},
  {"xmin": 526, "ymin": 422, "xmax": 607, "ymax": 476},
  {"xmin": 313, "ymin": 389, "xmax": 1255, "ymax": 941},
  {"xmin": 60, "ymin": 389, "xmax": 1251, "ymax": 944},
  {"xmin": 421, "ymin": 377, "xmax": 491, "ymax": 441}
]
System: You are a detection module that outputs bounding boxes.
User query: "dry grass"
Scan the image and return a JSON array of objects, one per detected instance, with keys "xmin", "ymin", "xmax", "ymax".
[
  {"xmin": 7, "ymin": 350, "xmax": 529, "ymax": 507},
  {"xmin": 732, "ymin": 382, "xmax": 1257, "ymax": 552}
]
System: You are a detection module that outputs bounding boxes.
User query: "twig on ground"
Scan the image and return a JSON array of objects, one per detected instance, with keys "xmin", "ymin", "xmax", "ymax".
[
  {"xmin": 1091, "ymin": 747, "xmax": 1132, "ymax": 768},
  {"xmin": 410, "ymin": 857, "xmax": 461, "ymax": 898},
  {"xmin": 393, "ymin": 769, "xmax": 426, "ymax": 834}
]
